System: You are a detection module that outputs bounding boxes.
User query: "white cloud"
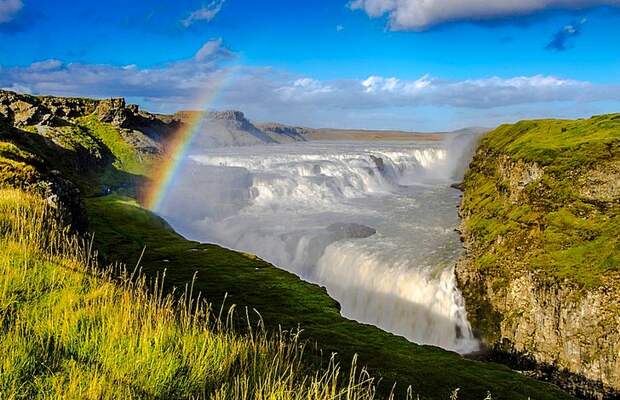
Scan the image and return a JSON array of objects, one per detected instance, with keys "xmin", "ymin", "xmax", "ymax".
[
  {"xmin": 2, "ymin": 47, "xmax": 619, "ymax": 129},
  {"xmin": 267, "ymin": 73, "xmax": 609, "ymax": 109},
  {"xmin": 275, "ymin": 78, "xmax": 334, "ymax": 101},
  {"xmin": 336, "ymin": 24, "xmax": 345, "ymax": 32},
  {"xmin": 362, "ymin": 76, "xmax": 417, "ymax": 93},
  {"xmin": 0, "ymin": 42, "xmax": 235, "ymax": 109},
  {"xmin": 0, "ymin": 0, "xmax": 22, "ymax": 23},
  {"xmin": 349, "ymin": 0, "xmax": 620, "ymax": 30},
  {"xmin": 194, "ymin": 38, "xmax": 233, "ymax": 62},
  {"xmin": 28, "ymin": 59, "xmax": 64, "ymax": 71},
  {"xmin": 182, "ymin": 0, "xmax": 225, "ymax": 27}
]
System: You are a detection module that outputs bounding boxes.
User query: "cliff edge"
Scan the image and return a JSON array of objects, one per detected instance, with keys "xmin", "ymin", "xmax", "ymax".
[{"xmin": 456, "ymin": 114, "xmax": 620, "ymax": 399}]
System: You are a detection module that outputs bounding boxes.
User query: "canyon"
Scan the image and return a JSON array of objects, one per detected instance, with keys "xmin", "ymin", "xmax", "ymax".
[{"xmin": 2, "ymin": 90, "xmax": 618, "ymax": 398}]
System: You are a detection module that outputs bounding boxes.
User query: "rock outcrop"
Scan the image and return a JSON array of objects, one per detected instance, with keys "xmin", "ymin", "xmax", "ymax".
[
  {"xmin": 1, "ymin": 91, "xmax": 97, "ymax": 127},
  {"xmin": 190, "ymin": 110, "xmax": 278, "ymax": 148},
  {"xmin": 0, "ymin": 90, "xmax": 178, "ymax": 145},
  {"xmin": 37, "ymin": 171, "xmax": 88, "ymax": 231},
  {"xmin": 0, "ymin": 91, "xmax": 165, "ymax": 229},
  {"xmin": 257, "ymin": 123, "xmax": 309, "ymax": 143},
  {"xmin": 456, "ymin": 116, "xmax": 620, "ymax": 399},
  {"xmin": 327, "ymin": 222, "xmax": 377, "ymax": 240},
  {"xmin": 94, "ymin": 98, "xmax": 134, "ymax": 127}
]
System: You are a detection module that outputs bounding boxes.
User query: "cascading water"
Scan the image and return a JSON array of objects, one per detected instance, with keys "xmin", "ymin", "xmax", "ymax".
[{"xmin": 158, "ymin": 136, "xmax": 481, "ymax": 354}]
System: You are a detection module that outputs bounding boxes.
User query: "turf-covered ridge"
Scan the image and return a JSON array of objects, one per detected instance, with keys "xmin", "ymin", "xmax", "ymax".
[{"xmin": 460, "ymin": 113, "xmax": 620, "ymax": 288}]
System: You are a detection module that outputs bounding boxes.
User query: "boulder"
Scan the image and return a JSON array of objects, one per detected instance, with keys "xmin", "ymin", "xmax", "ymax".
[
  {"xmin": 36, "ymin": 174, "xmax": 88, "ymax": 232},
  {"xmin": 38, "ymin": 113, "xmax": 69, "ymax": 127},
  {"xmin": 11, "ymin": 100, "xmax": 42, "ymax": 126},
  {"xmin": 327, "ymin": 222, "xmax": 376, "ymax": 240},
  {"xmin": 450, "ymin": 182, "xmax": 465, "ymax": 191},
  {"xmin": 370, "ymin": 155, "xmax": 385, "ymax": 173},
  {"xmin": 95, "ymin": 98, "xmax": 133, "ymax": 127}
]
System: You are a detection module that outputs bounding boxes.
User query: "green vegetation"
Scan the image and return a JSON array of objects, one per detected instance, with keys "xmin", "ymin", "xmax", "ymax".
[
  {"xmin": 0, "ymin": 189, "xmax": 379, "ymax": 399},
  {"xmin": 83, "ymin": 194, "xmax": 574, "ymax": 399},
  {"xmin": 77, "ymin": 115, "xmax": 154, "ymax": 177},
  {"xmin": 480, "ymin": 114, "xmax": 619, "ymax": 170},
  {"xmin": 0, "ymin": 116, "xmax": 145, "ymax": 197},
  {"xmin": 461, "ymin": 114, "xmax": 620, "ymax": 288},
  {"xmin": 40, "ymin": 124, "xmax": 103, "ymax": 156},
  {"xmin": 0, "ymin": 140, "xmax": 41, "ymax": 187}
]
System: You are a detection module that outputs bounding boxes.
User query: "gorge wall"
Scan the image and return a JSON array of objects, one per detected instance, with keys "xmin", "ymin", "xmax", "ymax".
[{"xmin": 456, "ymin": 115, "xmax": 620, "ymax": 399}]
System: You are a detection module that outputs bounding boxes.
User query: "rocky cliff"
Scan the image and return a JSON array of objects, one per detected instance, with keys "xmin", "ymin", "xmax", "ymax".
[
  {"xmin": 256, "ymin": 123, "xmax": 310, "ymax": 143},
  {"xmin": 456, "ymin": 114, "xmax": 620, "ymax": 399},
  {"xmin": 0, "ymin": 90, "xmax": 183, "ymax": 229}
]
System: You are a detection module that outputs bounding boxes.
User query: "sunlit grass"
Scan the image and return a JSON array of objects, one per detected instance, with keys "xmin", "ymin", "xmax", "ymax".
[
  {"xmin": 0, "ymin": 189, "xmax": 383, "ymax": 399},
  {"xmin": 77, "ymin": 115, "xmax": 154, "ymax": 176}
]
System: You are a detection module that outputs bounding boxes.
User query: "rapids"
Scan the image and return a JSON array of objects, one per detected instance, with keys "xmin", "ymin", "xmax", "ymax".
[{"xmin": 158, "ymin": 135, "xmax": 480, "ymax": 353}]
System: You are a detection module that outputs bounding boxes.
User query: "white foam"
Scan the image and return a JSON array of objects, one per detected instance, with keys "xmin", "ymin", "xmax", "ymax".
[{"xmin": 159, "ymin": 137, "xmax": 480, "ymax": 354}]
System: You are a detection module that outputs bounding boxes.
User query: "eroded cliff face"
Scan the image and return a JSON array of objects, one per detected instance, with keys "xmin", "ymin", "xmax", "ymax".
[{"xmin": 456, "ymin": 117, "xmax": 620, "ymax": 399}]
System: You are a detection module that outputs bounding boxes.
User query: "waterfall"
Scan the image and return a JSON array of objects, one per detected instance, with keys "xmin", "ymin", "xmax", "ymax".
[{"xmin": 159, "ymin": 137, "xmax": 480, "ymax": 354}]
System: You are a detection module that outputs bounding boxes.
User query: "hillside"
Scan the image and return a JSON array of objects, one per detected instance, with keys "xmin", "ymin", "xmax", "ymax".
[
  {"xmin": 456, "ymin": 114, "xmax": 620, "ymax": 399},
  {"xmin": 0, "ymin": 189, "xmax": 379, "ymax": 399},
  {"xmin": 0, "ymin": 90, "xmax": 575, "ymax": 399},
  {"xmin": 177, "ymin": 112, "xmax": 483, "ymax": 147},
  {"xmin": 256, "ymin": 123, "xmax": 488, "ymax": 142}
]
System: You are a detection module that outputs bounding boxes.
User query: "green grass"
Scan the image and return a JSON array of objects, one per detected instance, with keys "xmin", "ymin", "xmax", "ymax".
[
  {"xmin": 41, "ymin": 124, "xmax": 104, "ymax": 156},
  {"xmin": 83, "ymin": 194, "xmax": 574, "ymax": 400},
  {"xmin": 482, "ymin": 115, "xmax": 619, "ymax": 170},
  {"xmin": 0, "ymin": 189, "xmax": 381, "ymax": 400},
  {"xmin": 461, "ymin": 114, "xmax": 620, "ymax": 288},
  {"xmin": 77, "ymin": 115, "xmax": 154, "ymax": 176},
  {"xmin": 3, "ymin": 116, "xmax": 148, "ymax": 197},
  {"xmin": 0, "ymin": 140, "xmax": 42, "ymax": 188}
]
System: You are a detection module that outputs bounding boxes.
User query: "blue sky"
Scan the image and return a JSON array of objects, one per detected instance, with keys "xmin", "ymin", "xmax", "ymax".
[{"xmin": 1, "ymin": 0, "xmax": 619, "ymax": 130}]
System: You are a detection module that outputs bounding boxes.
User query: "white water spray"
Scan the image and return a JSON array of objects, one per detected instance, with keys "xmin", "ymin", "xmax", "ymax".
[{"xmin": 159, "ymin": 137, "xmax": 480, "ymax": 354}]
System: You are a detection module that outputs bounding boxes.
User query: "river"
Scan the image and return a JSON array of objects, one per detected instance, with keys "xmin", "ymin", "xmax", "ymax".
[{"xmin": 158, "ymin": 136, "xmax": 480, "ymax": 354}]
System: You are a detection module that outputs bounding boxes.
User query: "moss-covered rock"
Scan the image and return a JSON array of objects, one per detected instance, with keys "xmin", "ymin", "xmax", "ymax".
[{"xmin": 456, "ymin": 114, "xmax": 620, "ymax": 399}]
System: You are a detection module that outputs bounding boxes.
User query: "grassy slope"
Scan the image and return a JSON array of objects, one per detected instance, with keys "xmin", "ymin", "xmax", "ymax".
[
  {"xmin": 0, "ymin": 189, "xmax": 379, "ymax": 400},
  {"xmin": 85, "ymin": 195, "xmax": 573, "ymax": 400},
  {"xmin": 77, "ymin": 116, "xmax": 153, "ymax": 177},
  {"xmin": 460, "ymin": 114, "xmax": 620, "ymax": 288},
  {"xmin": 0, "ymin": 140, "xmax": 41, "ymax": 187}
]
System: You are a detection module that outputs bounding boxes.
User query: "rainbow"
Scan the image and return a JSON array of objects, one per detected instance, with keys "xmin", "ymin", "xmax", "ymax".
[{"xmin": 142, "ymin": 84, "xmax": 225, "ymax": 211}]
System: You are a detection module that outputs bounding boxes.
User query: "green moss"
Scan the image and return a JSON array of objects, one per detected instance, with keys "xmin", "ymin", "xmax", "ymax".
[
  {"xmin": 462, "ymin": 113, "xmax": 620, "ymax": 289},
  {"xmin": 481, "ymin": 115, "xmax": 619, "ymax": 171}
]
